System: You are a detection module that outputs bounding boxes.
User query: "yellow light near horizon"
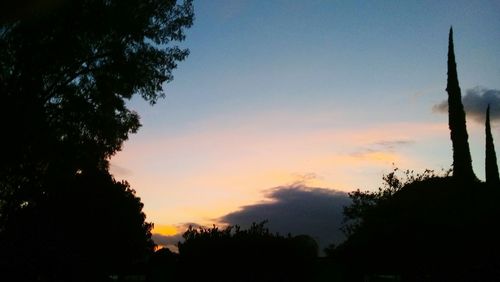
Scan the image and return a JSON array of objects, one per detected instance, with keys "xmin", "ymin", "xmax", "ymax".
[{"xmin": 153, "ymin": 224, "xmax": 178, "ymax": 235}]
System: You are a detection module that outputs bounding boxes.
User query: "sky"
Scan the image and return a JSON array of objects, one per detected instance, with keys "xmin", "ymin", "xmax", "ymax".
[{"xmin": 110, "ymin": 0, "xmax": 500, "ymax": 250}]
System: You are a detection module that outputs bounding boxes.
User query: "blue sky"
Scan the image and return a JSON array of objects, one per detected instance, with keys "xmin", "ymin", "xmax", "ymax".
[{"xmin": 110, "ymin": 0, "xmax": 500, "ymax": 243}]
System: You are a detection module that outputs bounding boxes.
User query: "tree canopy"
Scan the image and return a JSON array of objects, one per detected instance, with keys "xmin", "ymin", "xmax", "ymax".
[
  {"xmin": 0, "ymin": 170, "xmax": 155, "ymax": 281},
  {"xmin": 0, "ymin": 0, "xmax": 193, "ymax": 219},
  {"xmin": 1, "ymin": 0, "xmax": 193, "ymax": 174},
  {"xmin": 0, "ymin": 1, "xmax": 194, "ymax": 280}
]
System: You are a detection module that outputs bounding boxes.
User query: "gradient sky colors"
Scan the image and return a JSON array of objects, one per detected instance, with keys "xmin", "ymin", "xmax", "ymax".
[{"xmin": 109, "ymin": 1, "xmax": 500, "ymax": 245}]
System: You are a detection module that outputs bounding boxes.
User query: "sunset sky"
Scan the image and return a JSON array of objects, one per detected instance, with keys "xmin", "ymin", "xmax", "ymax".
[{"xmin": 110, "ymin": 1, "xmax": 500, "ymax": 248}]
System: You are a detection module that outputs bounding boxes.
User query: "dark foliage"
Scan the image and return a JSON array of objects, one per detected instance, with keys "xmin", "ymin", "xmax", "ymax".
[
  {"xmin": 335, "ymin": 171, "xmax": 500, "ymax": 281},
  {"xmin": 0, "ymin": 169, "xmax": 155, "ymax": 281},
  {"xmin": 0, "ymin": 0, "xmax": 194, "ymax": 213},
  {"xmin": 0, "ymin": 0, "xmax": 194, "ymax": 280},
  {"xmin": 147, "ymin": 248, "xmax": 180, "ymax": 282},
  {"xmin": 341, "ymin": 168, "xmax": 450, "ymax": 237},
  {"xmin": 446, "ymin": 27, "xmax": 475, "ymax": 180},
  {"xmin": 167, "ymin": 222, "xmax": 319, "ymax": 282}
]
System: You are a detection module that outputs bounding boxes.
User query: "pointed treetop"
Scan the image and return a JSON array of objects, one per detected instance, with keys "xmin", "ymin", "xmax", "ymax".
[
  {"xmin": 445, "ymin": 27, "xmax": 476, "ymax": 180},
  {"xmin": 447, "ymin": 27, "xmax": 457, "ymax": 93},
  {"xmin": 448, "ymin": 27, "xmax": 454, "ymax": 55}
]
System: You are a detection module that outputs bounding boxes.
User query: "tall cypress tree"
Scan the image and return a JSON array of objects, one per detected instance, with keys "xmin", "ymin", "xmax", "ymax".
[
  {"xmin": 485, "ymin": 104, "xmax": 499, "ymax": 184},
  {"xmin": 446, "ymin": 27, "xmax": 476, "ymax": 180}
]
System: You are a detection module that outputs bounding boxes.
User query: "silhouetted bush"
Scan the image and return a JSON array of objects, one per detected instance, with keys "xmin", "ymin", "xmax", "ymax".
[
  {"xmin": 172, "ymin": 222, "xmax": 319, "ymax": 282},
  {"xmin": 334, "ymin": 171, "xmax": 500, "ymax": 281},
  {"xmin": 147, "ymin": 248, "xmax": 180, "ymax": 282}
]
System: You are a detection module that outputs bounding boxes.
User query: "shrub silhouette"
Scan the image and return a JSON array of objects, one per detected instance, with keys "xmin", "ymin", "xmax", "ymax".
[
  {"xmin": 335, "ymin": 175, "xmax": 500, "ymax": 281},
  {"xmin": 174, "ymin": 222, "xmax": 318, "ymax": 282}
]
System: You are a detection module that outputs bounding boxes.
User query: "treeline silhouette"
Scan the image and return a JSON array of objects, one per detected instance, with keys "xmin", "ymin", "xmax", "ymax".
[
  {"xmin": 148, "ymin": 222, "xmax": 319, "ymax": 282},
  {"xmin": 1, "ymin": 0, "xmax": 499, "ymax": 280}
]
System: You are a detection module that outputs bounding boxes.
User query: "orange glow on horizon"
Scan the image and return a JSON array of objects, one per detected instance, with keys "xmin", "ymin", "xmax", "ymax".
[
  {"xmin": 153, "ymin": 224, "xmax": 178, "ymax": 236},
  {"xmin": 111, "ymin": 118, "xmax": 451, "ymax": 229}
]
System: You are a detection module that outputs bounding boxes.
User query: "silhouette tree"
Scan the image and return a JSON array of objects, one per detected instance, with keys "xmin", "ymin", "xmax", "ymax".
[
  {"xmin": 0, "ymin": 0, "xmax": 194, "ymax": 214},
  {"xmin": 485, "ymin": 104, "xmax": 499, "ymax": 185},
  {"xmin": 0, "ymin": 1, "xmax": 194, "ymax": 280},
  {"xmin": 446, "ymin": 27, "xmax": 476, "ymax": 180}
]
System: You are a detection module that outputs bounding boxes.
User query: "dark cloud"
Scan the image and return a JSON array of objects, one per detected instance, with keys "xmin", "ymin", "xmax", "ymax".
[
  {"xmin": 218, "ymin": 184, "xmax": 351, "ymax": 254},
  {"xmin": 433, "ymin": 88, "xmax": 500, "ymax": 123}
]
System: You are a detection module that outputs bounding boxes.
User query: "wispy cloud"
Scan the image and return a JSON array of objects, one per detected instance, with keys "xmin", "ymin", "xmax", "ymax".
[
  {"xmin": 433, "ymin": 87, "xmax": 500, "ymax": 123},
  {"xmin": 373, "ymin": 140, "xmax": 415, "ymax": 150},
  {"xmin": 350, "ymin": 139, "xmax": 415, "ymax": 159}
]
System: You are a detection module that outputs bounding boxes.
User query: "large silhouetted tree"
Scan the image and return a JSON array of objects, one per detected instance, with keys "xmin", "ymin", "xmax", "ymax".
[
  {"xmin": 485, "ymin": 104, "xmax": 499, "ymax": 185},
  {"xmin": 0, "ymin": 0, "xmax": 193, "ymax": 222},
  {"xmin": 446, "ymin": 27, "xmax": 476, "ymax": 180},
  {"xmin": 0, "ymin": 0, "xmax": 194, "ymax": 280},
  {"xmin": 0, "ymin": 0, "xmax": 194, "ymax": 207}
]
